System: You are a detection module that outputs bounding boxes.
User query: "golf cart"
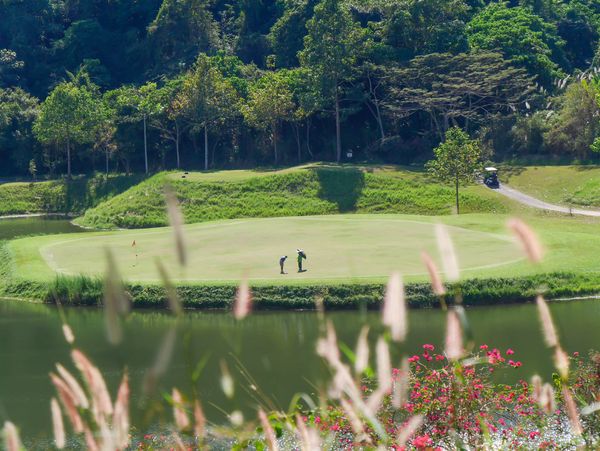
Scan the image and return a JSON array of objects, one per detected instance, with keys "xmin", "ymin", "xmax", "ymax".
[{"xmin": 483, "ymin": 167, "xmax": 499, "ymax": 189}]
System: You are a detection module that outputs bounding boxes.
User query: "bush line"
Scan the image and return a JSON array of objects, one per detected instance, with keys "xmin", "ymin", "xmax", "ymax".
[{"xmin": 2, "ymin": 271, "xmax": 600, "ymax": 309}]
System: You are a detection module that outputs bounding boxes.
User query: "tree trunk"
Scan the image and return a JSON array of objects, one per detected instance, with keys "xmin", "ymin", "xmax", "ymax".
[
  {"xmin": 294, "ymin": 123, "xmax": 301, "ymax": 163},
  {"xmin": 204, "ymin": 125, "xmax": 209, "ymax": 170},
  {"xmin": 375, "ymin": 100, "xmax": 385, "ymax": 141},
  {"xmin": 455, "ymin": 175, "xmax": 460, "ymax": 215},
  {"xmin": 273, "ymin": 124, "xmax": 278, "ymax": 165},
  {"xmin": 66, "ymin": 137, "xmax": 71, "ymax": 179},
  {"xmin": 143, "ymin": 114, "xmax": 148, "ymax": 174},
  {"xmin": 305, "ymin": 118, "xmax": 313, "ymax": 159},
  {"xmin": 175, "ymin": 122, "xmax": 180, "ymax": 169},
  {"xmin": 334, "ymin": 87, "xmax": 341, "ymax": 163}
]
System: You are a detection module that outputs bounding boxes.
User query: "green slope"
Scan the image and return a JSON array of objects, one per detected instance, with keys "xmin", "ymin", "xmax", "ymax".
[
  {"xmin": 77, "ymin": 165, "xmax": 511, "ymax": 229},
  {"xmin": 0, "ymin": 174, "xmax": 145, "ymax": 216}
]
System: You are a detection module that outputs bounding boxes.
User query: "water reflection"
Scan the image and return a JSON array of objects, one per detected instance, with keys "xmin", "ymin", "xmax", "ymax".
[{"xmin": 1, "ymin": 299, "xmax": 599, "ymax": 444}]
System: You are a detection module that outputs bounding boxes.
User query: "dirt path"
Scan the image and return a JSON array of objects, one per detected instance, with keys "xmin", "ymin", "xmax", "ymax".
[{"xmin": 495, "ymin": 184, "xmax": 600, "ymax": 217}]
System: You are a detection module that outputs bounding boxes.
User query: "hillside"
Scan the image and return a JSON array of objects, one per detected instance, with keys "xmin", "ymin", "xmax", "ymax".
[
  {"xmin": 0, "ymin": 174, "xmax": 144, "ymax": 216},
  {"xmin": 504, "ymin": 166, "xmax": 600, "ymax": 208},
  {"xmin": 76, "ymin": 165, "xmax": 510, "ymax": 229}
]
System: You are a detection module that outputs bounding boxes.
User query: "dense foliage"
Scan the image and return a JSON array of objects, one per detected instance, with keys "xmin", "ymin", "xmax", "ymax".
[{"xmin": 1, "ymin": 0, "xmax": 600, "ymax": 176}]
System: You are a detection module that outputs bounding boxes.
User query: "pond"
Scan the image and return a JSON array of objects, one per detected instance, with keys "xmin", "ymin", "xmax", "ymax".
[
  {"xmin": 0, "ymin": 215, "xmax": 83, "ymax": 240},
  {"xmin": 1, "ymin": 218, "xmax": 599, "ymax": 446}
]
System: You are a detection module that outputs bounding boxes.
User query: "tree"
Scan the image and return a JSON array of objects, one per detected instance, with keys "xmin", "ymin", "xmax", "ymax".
[
  {"xmin": 33, "ymin": 80, "xmax": 102, "ymax": 177},
  {"xmin": 243, "ymin": 72, "xmax": 295, "ymax": 164},
  {"xmin": 467, "ymin": 3, "xmax": 567, "ymax": 87},
  {"xmin": 0, "ymin": 87, "xmax": 39, "ymax": 175},
  {"xmin": 268, "ymin": 0, "xmax": 317, "ymax": 68},
  {"xmin": 544, "ymin": 79, "xmax": 600, "ymax": 159},
  {"xmin": 114, "ymin": 83, "xmax": 162, "ymax": 174},
  {"xmin": 380, "ymin": 0, "xmax": 470, "ymax": 61},
  {"xmin": 426, "ymin": 127, "xmax": 482, "ymax": 214},
  {"xmin": 177, "ymin": 55, "xmax": 240, "ymax": 170},
  {"xmin": 147, "ymin": 0, "xmax": 218, "ymax": 73},
  {"xmin": 384, "ymin": 52, "xmax": 537, "ymax": 139},
  {"xmin": 299, "ymin": 0, "xmax": 362, "ymax": 162},
  {"xmin": 150, "ymin": 77, "xmax": 185, "ymax": 168}
]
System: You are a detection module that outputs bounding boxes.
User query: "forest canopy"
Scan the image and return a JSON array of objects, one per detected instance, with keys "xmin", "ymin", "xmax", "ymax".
[{"xmin": 1, "ymin": 0, "xmax": 600, "ymax": 176}]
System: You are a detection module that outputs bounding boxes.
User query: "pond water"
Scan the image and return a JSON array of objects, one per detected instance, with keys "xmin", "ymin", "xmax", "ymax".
[
  {"xmin": 0, "ymin": 215, "xmax": 83, "ymax": 240},
  {"xmin": 1, "ymin": 218, "xmax": 600, "ymax": 446}
]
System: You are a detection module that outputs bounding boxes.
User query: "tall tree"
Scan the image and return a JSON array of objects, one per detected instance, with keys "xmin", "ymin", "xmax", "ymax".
[
  {"xmin": 150, "ymin": 77, "xmax": 185, "ymax": 168},
  {"xmin": 426, "ymin": 127, "xmax": 482, "ymax": 214},
  {"xmin": 380, "ymin": 0, "xmax": 470, "ymax": 61},
  {"xmin": 467, "ymin": 3, "xmax": 567, "ymax": 87},
  {"xmin": 299, "ymin": 0, "xmax": 362, "ymax": 162},
  {"xmin": 33, "ymin": 80, "xmax": 102, "ymax": 177},
  {"xmin": 178, "ymin": 55, "xmax": 240, "ymax": 170},
  {"xmin": 114, "ymin": 83, "xmax": 162, "ymax": 174},
  {"xmin": 544, "ymin": 79, "xmax": 600, "ymax": 159},
  {"xmin": 147, "ymin": 0, "xmax": 218, "ymax": 73},
  {"xmin": 243, "ymin": 71, "xmax": 295, "ymax": 164},
  {"xmin": 384, "ymin": 52, "xmax": 536, "ymax": 139},
  {"xmin": 0, "ymin": 87, "xmax": 39, "ymax": 175}
]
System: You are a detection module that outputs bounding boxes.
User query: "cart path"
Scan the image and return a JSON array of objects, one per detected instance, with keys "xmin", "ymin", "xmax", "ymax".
[{"xmin": 495, "ymin": 184, "xmax": 600, "ymax": 217}]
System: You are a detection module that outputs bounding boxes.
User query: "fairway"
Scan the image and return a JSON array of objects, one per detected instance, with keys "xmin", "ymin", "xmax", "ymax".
[{"xmin": 34, "ymin": 215, "xmax": 523, "ymax": 283}]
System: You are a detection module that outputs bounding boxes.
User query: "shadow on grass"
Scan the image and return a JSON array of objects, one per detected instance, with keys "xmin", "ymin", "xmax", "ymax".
[{"xmin": 314, "ymin": 167, "xmax": 365, "ymax": 212}]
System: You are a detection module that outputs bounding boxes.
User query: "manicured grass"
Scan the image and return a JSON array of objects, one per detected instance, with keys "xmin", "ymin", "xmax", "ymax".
[
  {"xmin": 16, "ymin": 215, "xmax": 522, "ymax": 283},
  {"xmin": 4, "ymin": 213, "xmax": 600, "ymax": 308},
  {"xmin": 77, "ymin": 165, "xmax": 510, "ymax": 229},
  {"xmin": 10, "ymin": 212, "xmax": 600, "ymax": 286},
  {"xmin": 0, "ymin": 174, "xmax": 145, "ymax": 216},
  {"xmin": 504, "ymin": 165, "xmax": 600, "ymax": 208}
]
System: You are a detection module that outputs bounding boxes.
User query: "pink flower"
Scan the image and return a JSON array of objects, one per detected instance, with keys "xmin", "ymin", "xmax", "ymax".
[
  {"xmin": 314, "ymin": 416, "xmax": 321, "ymax": 424},
  {"xmin": 408, "ymin": 355, "xmax": 420, "ymax": 363},
  {"xmin": 412, "ymin": 434, "xmax": 433, "ymax": 448},
  {"xmin": 480, "ymin": 344, "xmax": 489, "ymax": 350},
  {"xmin": 423, "ymin": 344, "xmax": 435, "ymax": 351},
  {"xmin": 573, "ymin": 351, "xmax": 579, "ymax": 357},
  {"xmin": 506, "ymin": 348, "xmax": 515, "ymax": 355},
  {"xmin": 529, "ymin": 431, "xmax": 540, "ymax": 439}
]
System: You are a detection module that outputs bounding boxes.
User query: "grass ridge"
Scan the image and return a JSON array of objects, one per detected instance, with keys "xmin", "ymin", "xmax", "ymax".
[{"xmin": 77, "ymin": 168, "xmax": 507, "ymax": 229}]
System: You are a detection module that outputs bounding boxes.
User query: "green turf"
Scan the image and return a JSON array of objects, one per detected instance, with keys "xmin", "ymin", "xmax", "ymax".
[
  {"xmin": 0, "ymin": 174, "xmax": 145, "ymax": 216},
  {"xmin": 504, "ymin": 165, "xmax": 600, "ymax": 208},
  {"xmin": 10, "ymin": 212, "xmax": 600, "ymax": 286},
  {"xmin": 77, "ymin": 165, "xmax": 511, "ymax": 229}
]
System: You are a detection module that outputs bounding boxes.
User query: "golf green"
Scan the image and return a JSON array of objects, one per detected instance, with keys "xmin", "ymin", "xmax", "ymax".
[{"xmin": 20, "ymin": 215, "xmax": 524, "ymax": 283}]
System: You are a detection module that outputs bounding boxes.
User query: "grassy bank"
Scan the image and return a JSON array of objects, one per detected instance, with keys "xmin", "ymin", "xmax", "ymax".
[
  {"xmin": 0, "ymin": 174, "xmax": 145, "ymax": 216},
  {"xmin": 1, "ymin": 257, "xmax": 599, "ymax": 308},
  {"xmin": 77, "ymin": 165, "xmax": 510, "ymax": 229},
  {"xmin": 504, "ymin": 165, "xmax": 600, "ymax": 208}
]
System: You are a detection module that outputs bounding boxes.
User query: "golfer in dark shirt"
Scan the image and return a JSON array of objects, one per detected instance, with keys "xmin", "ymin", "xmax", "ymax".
[
  {"xmin": 297, "ymin": 249, "xmax": 307, "ymax": 272},
  {"xmin": 279, "ymin": 255, "xmax": 288, "ymax": 274}
]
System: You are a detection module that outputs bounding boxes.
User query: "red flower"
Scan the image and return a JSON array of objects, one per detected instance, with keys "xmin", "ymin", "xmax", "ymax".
[
  {"xmin": 506, "ymin": 348, "xmax": 515, "ymax": 355},
  {"xmin": 412, "ymin": 434, "xmax": 433, "ymax": 448},
  {"xmin": 408, "ymin": 355, "xmax": 420, "ymax": 363},
  {"xmin": 529, "ymin": 431, "xmax": 540, "ymax": 440},
  {"xmin": 423, "ymin": 344, "xmax": 435, "ymax": 351},
  {"xmin": 480, "ymin": 344, "xmax": 489, "ymax": 350}
]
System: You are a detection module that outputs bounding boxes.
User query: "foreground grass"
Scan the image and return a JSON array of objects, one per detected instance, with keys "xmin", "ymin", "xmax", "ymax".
[
  {"xmin": 77, "ymin": 165, "xmax": 511, "ymax": 229},
  {"xmin": 0, "ymin": 174, "xmax": 145, "ymax": 216},
  {"xmin": 504, "ymin": 165, "xmax": 600, "ymax": 208}
]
